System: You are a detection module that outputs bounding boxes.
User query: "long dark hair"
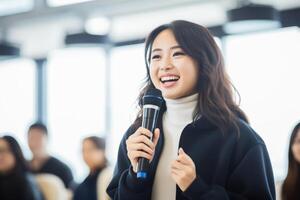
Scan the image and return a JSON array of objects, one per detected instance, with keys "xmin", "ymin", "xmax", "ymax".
[
  {"xmin": 83, "ymin": 136, "xmax": 107, "ymax": 169},
  {"xmin": 0, "ymin": 135, "xmax": 33, "ymax": 199},
  {"xmin": 282, "ymin": 122, "xmax": 300, "ymax": 200},
  {"xmin": 0, "ymin": 135, "xmax": 28, "ymax": 173},
  {"xmin": 133, "ymin": 20, "xmax": 248, "ymax": 132}
]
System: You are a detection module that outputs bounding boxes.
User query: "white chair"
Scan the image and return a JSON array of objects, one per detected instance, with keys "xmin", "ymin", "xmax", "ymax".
[
  {"xmin": 35, "ymin": 174, "xmax": 71, "ymax": 200},
  {"xmin": 97, "ymin": 167, "xmax": 113, "ymax": 200}
]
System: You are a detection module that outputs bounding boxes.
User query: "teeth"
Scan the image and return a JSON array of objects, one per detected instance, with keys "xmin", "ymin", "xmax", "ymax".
[{"xmin": 160, "ymin": 76, "xmax": 179, "ymax": 82}]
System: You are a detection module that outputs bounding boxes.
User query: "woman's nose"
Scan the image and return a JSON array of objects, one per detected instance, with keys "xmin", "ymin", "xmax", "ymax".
[{"xmin": 159, "ymin": 57, "xmax": 173, "ymax": 71}]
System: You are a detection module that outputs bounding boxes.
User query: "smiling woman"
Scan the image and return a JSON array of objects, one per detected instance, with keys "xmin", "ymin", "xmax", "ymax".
[
  {"xmin": 107, "ymin": 20, "xmax": 276, "ymax": 200},
  {"xmin": 149, "ymin": 29, "xmax": 199, "ymax": 99}
]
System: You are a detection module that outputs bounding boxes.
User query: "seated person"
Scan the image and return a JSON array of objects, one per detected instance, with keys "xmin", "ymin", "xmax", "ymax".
[
  {"xmin": 73, "ymin": 136, "xmax": 108, "ymax": 200},
  {"xmin": 0, "ymin": 135, "xmax": 43, "ymax": 200},
  {"xmin": 281, "ymin": 122, "xmax": 300, "ymax": 199},
  {"xmin": 27, "ymin": 122, "xmax": 76, "ymax": 190}
]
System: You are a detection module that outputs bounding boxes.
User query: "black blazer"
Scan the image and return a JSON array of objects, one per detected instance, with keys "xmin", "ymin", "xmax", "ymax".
[{"xmin": 107, "ymin": 116, "xmax": 275, "ymax": 200}]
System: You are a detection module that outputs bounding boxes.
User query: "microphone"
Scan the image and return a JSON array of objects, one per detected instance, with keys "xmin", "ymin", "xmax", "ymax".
[{"xmin": 137, "ymin": 88, "xmax": 164, "ymax": 179}]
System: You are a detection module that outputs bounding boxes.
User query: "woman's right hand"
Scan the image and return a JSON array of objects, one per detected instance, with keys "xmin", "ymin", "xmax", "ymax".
[{"xmin": 126, "ymin": 127, "xmax": 160, "ymax": 173}]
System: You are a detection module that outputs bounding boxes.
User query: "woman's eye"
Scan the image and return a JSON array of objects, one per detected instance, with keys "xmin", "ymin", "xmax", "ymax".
[
  {"xmin": 151, "ymin": 55, "xmax": 160, "ymax": 60},
  {"xmin": 173, "ymin": 52, "xmax": 185, "ymax": 57}
]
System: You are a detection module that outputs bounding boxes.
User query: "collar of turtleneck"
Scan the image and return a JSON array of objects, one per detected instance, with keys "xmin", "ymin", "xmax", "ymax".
[{"xmin": 164, "ymin": 93, "xmax": 199, "ymax": 126}]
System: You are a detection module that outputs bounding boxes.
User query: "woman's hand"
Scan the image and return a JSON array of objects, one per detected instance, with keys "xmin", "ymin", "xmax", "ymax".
[
  {"xmin": 126, "ymin": 127, "xmax": 160, "ymax": 173},
  {"xmin": 171, "ymin": 148, "xmax": 196, "ymax": 192}
]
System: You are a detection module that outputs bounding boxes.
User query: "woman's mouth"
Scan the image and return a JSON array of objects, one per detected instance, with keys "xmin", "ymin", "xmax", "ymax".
[{"xmin": 160, "ymin": 75, "xmax": 180, "ymax": 88}]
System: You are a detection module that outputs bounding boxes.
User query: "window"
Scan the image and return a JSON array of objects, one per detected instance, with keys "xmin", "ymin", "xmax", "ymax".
[
  {"xmin": 47, "ymin": 0, "xmax": 93, "ymax": 7},
  {"xmin": 225, "ymin": 27, "xmax": 300, "ymax": 180},
  {"xmin": 0, "ymin": 0, "xmax": 33, "ymax": 16},
  {"xmin": 109, "ymin": 44, "xmax": 146, "ymax": 164},
  {"xmin": 0, "ymin": 58, "xmax": 36, "ymax": 157},
  {"xmin": 47, "ymin": 47, "xmax": 106, "ymax": 181}
]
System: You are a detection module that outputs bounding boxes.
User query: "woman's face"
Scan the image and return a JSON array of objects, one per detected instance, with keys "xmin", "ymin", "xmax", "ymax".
[
  {"xmin": 0, "ymin": 139, "xmax": 16, "ymax": 173},
  {"xmin": 292, "ymin": 130, "xmax": 300, "ymax": 163},
  {"xmin": 82, "ymin": 139, "xmax": 105, "ymax": 171},
  {"xmin": 149, "ymin": 29, "xmax": 199, "ymax": 99}
]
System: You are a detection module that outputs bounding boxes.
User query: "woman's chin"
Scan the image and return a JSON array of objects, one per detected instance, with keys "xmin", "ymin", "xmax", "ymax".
[{"xmin": 162, "ymin": 90, "xmax": 181, "ymax": 99}]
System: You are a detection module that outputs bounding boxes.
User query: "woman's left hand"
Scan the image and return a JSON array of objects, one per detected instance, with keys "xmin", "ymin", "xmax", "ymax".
[{"xmin": 171, "ymin": 147, "xmax": 196, "ymax": 192}]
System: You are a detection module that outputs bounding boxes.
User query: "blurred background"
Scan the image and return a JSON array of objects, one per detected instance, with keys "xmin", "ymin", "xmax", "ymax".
[{"xmin": 0, "ymin": 0, "xmax": 299, "ymax": 183}]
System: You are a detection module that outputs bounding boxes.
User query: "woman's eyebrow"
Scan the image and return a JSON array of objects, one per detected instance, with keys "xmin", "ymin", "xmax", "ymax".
[
  {"xmin": 152, "ymin": 45, "xmax": 182, "ymax": 53},
  {"xmin": 170, "ymin": 45, "xmax": 182, "ymax": 50},
  {"xmin": 152, "ymin": 48, "xmax": 162, "ymax": 53}
]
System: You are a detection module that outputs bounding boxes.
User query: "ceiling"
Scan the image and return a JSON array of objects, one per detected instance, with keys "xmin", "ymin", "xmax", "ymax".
[
  {"xmin": 0, "ymin": 0, "xmax": 299, "ymax": 58},
  {"xmin": 0, "ymin": 0, "xmax": 300, "ymax": 24}
]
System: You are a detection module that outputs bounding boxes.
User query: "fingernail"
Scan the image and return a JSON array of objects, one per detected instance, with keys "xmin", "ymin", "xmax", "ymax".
[{"xmin": 179, "ymin": 147, "xmax": 183, "ymax": 154}]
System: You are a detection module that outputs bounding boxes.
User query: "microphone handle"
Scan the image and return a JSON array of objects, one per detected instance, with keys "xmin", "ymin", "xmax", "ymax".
[{"xmin": 136, "ymin": 106, "xmax": 160, "ymax": 179}]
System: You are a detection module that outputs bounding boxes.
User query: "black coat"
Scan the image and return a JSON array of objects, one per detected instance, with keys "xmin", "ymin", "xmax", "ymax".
[
  {"xmin": 73, "ymin": 170, "xmax": 100, "ymax": 200},
  {"xmin": 0, "ymin": 172, "xmax": 43, "ymax": 200},
  {"xmin": 107, "ymin": 116, "xmax": 275, "ymax": 200}
]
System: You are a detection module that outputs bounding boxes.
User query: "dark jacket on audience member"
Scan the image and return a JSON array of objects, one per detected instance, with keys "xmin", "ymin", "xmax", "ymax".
[
  {"xmin": 73, "ymin": 169, "xmax": 102, "ymax": 200},
  {"xmin": 107, "ymin": 116, "xmax": 276, "ymax": 200},
  {"xmin": 31, "ymin": 156, "xmax": 76, "ymax": 190},
  {"xmin": 0, "ymin": 172, "xmax": 43, "ymax": 200}
]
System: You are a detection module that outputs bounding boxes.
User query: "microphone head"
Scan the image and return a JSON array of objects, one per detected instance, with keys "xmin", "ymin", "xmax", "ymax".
[{"xmin": 142, "ymin": 88, "xmax": 164, "ymax": 108}]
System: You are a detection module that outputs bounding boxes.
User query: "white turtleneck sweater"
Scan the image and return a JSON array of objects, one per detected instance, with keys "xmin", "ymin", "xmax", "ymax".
[{"xmin": 151, "ymin": 93, "xmax": 198, "ymax": 200}]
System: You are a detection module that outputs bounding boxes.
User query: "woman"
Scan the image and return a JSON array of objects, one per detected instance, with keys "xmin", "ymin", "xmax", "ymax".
[
  {"xmin": 73, "ymin": 136, "xmax": 108, "ymax": 200},
  {"xmin": 107, "ymin": 20, "xmax": 275, "ymax": 199},
  {"xmin": 281, "ymin": 122, "xmax": 300, "ymax": 199},
  {"xmin": 0, "ymin": 135, "xmax": 43, "ymax": 200}
]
